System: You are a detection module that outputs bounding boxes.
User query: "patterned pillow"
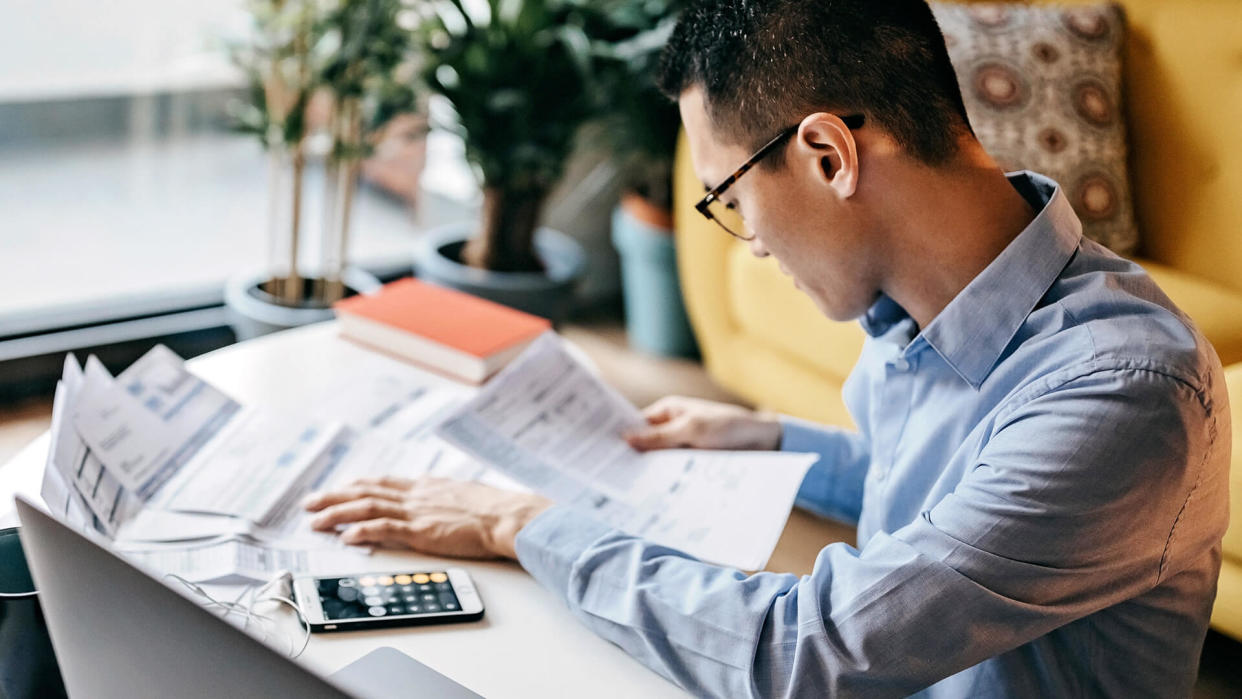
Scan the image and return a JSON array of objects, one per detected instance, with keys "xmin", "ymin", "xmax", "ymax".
[{"xmin": 932, "ymin": 3, "xmax": 1137, "ymax": 255}]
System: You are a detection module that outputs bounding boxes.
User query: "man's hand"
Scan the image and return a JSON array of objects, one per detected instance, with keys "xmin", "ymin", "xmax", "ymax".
[
  {"xmin": 302, "ymin": 476, "xmax": 553, "ymax": 560},
  {"xmin": 623, "ymin": 396, "xmax": 783, "ymax": 452}
]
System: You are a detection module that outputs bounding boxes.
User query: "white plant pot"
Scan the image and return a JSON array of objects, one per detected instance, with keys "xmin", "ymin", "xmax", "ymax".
[{"xmin": 223, "ymin": 267, "xmax": 381, "ymax": 341}]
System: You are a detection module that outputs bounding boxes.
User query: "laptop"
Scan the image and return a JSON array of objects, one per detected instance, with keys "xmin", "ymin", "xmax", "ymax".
[{"xmin": 14, "ymin": 495, "xmax": 481, "ymax": 698}]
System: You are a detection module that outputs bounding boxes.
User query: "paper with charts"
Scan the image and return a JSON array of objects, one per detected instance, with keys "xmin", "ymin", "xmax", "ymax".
[
  {"xmin": 39, "ymin": 344, "xmax": 524, "ymax": 584},
  {"xmin": 436, "ymin": 334, "xmax": 816, "ymax": 570}
]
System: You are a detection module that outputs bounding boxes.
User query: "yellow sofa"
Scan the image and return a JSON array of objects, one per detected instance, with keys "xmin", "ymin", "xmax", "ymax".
[{"xmin": 673, "ymin": 0, "xmax": 1242, "ymax": 639}]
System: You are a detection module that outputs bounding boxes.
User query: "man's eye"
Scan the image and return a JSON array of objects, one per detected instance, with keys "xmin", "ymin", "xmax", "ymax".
[{"xmin": 724, "ymin": 201, "xmax": 737, "ymax": 211}]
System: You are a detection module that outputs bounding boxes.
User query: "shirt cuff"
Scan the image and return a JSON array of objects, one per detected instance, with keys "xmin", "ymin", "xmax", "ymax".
[
  {"xmin": 779, "ymin": 416, "xmax": 861, "ymax": 523},
  {"xmin": 779, "ymin": 415, "xmax": 831, "ymax": 457},
  {"xmin": 515, "ymin": 504, "xmax": 614, "ymax": 596}
]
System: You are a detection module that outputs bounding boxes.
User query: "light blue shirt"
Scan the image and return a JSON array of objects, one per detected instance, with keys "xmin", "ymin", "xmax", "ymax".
[{"xmin": 515, "ymin": 172, "xmax": 1230, "ymax": 697}]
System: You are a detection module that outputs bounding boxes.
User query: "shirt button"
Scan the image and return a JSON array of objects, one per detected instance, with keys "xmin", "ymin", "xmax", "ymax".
[{"xmin": 891, "ymin": 357, "xmax": 911, "ymax": 372}]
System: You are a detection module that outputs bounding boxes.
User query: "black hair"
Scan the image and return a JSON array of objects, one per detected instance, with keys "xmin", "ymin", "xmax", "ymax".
[{"xmin": 657, "ymin": 0, "xmax": 973, "ymax": 166}]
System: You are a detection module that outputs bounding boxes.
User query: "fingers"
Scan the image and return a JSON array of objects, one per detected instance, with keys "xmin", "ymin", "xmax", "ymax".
[
  {"xmin": 625, "ymin": 420, "xmax": 694, "ymax": 451},
  {"xmin": 339, "ymin": 516, "xmax": 496, "ymax": 559},
  {"xmin": 302, "ymin": 475, "xmax": 432, "ymax": 512},
  {"xmin": 627, "ymin": 397, "xmax": 692, "ymax": 449},
  {"xmin": 351, "ymin": 475, "xmax": 416, "ymax": 490},
  {"xmin": 310, "ymin": 497, "xmax": 409, "ymax": 531},
  {"xmin": 339, "ymin": 517, "xmax": 418, "ymax": 547},
  {"xmin": 303, "ymin": 478, "xmax": 523, "ymax": 559},
  {"xmin": 302, "ymin": 484, "xmax": 408, "ymax": 512}
]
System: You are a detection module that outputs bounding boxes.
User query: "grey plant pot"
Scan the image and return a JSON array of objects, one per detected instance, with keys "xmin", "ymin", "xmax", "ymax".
[
  {"xmin": 224, "ymin": 267, "xmax": 382, "ymax": 341},
  {"xmin": 413, "ymin": 223, "xmax": 585, "ymax": 324}
]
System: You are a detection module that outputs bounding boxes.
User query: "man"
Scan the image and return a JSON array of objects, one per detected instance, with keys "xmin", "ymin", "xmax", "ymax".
[{"xmin": 303, "ymin": 1, "xmax": 1230, "ymax": 695}]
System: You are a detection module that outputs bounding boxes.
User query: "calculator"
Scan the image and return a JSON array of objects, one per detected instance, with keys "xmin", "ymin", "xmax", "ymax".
[{"xmin": 293, "ymin": 568, "xmax": 484, "ymax": 632}]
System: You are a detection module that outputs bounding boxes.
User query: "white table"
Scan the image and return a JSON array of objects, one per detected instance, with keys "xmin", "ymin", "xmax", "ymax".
[{"xmin": 0, "ymin": 322, "xmax": 852, "ymax": 697}]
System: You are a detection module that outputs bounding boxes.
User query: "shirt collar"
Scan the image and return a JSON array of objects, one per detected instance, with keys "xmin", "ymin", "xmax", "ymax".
[{"xmin": 861, "ymin": 171, "xmax": 1083, "ymax": 388}]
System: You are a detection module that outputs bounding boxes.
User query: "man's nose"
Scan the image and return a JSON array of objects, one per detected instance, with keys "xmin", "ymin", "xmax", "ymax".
[{"xmin": 748, "ymin": 235, "xmax": 770, "ymax": 258}]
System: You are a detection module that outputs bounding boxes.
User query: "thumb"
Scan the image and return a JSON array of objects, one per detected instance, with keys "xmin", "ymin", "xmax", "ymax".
[{"xmin": 641, "ymin": 400, "xmax": 679, "ymax": 426}]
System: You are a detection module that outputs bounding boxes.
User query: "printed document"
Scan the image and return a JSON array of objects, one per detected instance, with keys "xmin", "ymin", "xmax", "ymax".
[
  {"xmin": 44, "ymin": 357, "xmax": 138, "ymax": 535},
  {"xmin": 117, "ymin": 536, "xmax": 372, "ymax": 584},
  {"xmin": 39, "ymin": 344, "xmax": 521, "ymax": 582},
  {"xmin": 42, "ymin": 348, "xmax": 359, "ymax": 581},
  {"xmin": 437, "ymin": 334, "xmax": 815, "ymax": 570}
]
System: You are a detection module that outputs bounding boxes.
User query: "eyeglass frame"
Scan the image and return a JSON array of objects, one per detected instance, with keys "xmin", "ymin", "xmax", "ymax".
[{"xmin": 694, "ymin": 113, "xmax": 866, "ymax": 241}]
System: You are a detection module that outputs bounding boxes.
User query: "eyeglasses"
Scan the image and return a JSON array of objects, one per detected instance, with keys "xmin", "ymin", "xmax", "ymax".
[{"xmin": 694, "ymin": 114, "xmax": 866, "ymax": 241}]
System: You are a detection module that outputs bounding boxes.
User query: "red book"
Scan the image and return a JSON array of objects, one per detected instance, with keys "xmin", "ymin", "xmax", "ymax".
[{"xmin": 333, "ymin": 278, "xmax": 551, "ymax": 383}]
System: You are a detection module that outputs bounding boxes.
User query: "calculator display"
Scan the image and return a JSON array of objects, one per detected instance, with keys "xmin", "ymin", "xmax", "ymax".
[{"xmin": 316, "ymin": 572, "xmax": 462, "ymax": 621}]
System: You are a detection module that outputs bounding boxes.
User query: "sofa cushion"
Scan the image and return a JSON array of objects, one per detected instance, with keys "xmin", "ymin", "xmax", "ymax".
[
  {"xmin": 726, "ymin": 242, "xmax": 866, "ymax": 384},
  {"xmin": 1220, "ymin": 363, "xmax": 1242, "ymax": 561},
  {"xmin": 1213, "ymin": 561, "xmax": 1242, "ymax": 641},
  {"xmin": 1211, "ymin": 362, "xmax": 1242, "ymax": 641},
  {"xmin": 934, "ymin": 2, "xmax": 1139, "ymax": 256},
  {"xmin": 1138, "ymin": 258, "xmax": 1242, "ymax": 366},
  {"xmin": 717, "ymin": 334, "xmax": 856, "ymax": 428}
]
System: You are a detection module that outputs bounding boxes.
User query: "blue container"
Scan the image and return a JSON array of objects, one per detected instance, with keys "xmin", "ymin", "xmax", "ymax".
[{"xmin": 611, "ymin": 204, "xmax": 698, "ymax": 357}]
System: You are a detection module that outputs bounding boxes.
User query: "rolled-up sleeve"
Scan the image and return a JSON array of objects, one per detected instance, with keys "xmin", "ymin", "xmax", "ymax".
[{"xmin": 515, "ymin": 367, "xmax": 1223, "ymax": 698}]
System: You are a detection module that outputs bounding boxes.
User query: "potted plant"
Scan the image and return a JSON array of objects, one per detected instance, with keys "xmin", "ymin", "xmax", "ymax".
[
  {"xmin": 223, "ymin": 0, "xmax": 418, "ymax": 339},
  {"xmin": 596, "ymin": 0, "xmax": 696, "ymax": 356},
  {"xmin": 409, "ymin": 0, "xmax": 615, "ymax": 322},
  {"xmin": 316, "ymin": 0, "xmax": 421, "ymax": 303}
]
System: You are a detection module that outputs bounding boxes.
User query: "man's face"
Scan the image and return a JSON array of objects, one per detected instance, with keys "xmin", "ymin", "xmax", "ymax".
[{"xmin": 679, "ymin": 87, "xmax": 880, "ymax": 322}]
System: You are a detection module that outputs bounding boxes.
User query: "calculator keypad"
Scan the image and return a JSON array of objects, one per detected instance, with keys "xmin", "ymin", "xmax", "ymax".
[{"xmin": 318, "ymin": 572, "xmax": 461, "ymax": 620}]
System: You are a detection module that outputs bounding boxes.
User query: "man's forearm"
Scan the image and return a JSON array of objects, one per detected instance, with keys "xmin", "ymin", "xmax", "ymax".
[{"xmin": 514, "ymin": 506, "xmax": 789, "ymax": 696}]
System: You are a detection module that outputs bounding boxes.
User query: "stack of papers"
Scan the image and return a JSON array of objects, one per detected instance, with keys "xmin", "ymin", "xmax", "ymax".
[
  {"xmin": 39, "ymin": 346, "xmax": 510, "ymax": 584},
  {"xmin": 40, "ymin": 332, "xmax": 815, "ymax": 583}
]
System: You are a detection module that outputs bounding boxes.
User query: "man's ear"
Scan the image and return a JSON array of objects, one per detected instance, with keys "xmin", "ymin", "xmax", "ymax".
[{"xmin": 794, "ymin": 113, "xmax": 859, "ymax": 199}]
